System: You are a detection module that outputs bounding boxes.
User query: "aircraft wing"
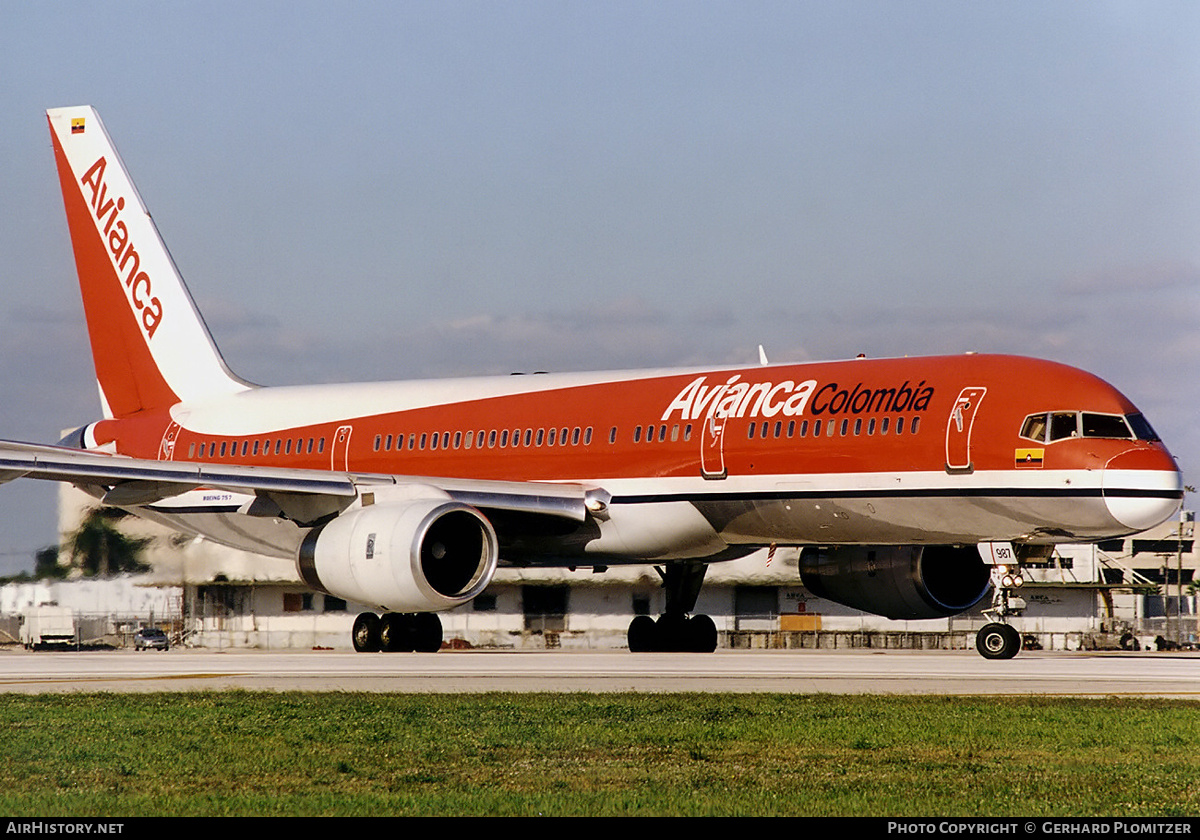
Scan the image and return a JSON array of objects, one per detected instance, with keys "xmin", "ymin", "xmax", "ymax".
[{"xmin": 0, "ymin": 439, "xmax": 591, "ymax": 525}]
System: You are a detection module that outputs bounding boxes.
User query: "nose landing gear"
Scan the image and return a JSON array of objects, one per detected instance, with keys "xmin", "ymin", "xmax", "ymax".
[{"xmin": 975, "ymin": 562, "xmax": 1027, "ymax": 660}]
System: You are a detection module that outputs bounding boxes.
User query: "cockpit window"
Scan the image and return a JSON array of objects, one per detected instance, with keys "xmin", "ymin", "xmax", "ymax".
[
  {"xmin": 1020, "ymin": 414, "xmax": 1048, "ymax": 443},
  {"xmin": 1022, "ymin": 411, "xmax": 1144, "ymax": 443},
  {"xmin": 1081, "ymin": 413, "xmax": 1133, "ymax": 440},
  {"xmin": 1048, "ymin": 412, "xmax": 1078, "ymax": 441},
  {"xmin": 1126, "ymin": 413, "xmax": 1160, "ymax": 442}
]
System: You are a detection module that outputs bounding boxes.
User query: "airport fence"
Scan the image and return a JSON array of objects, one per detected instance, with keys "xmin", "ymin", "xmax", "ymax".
[{"xmin": 0, "ymin": 612, "xmax": 184, "ymax": 650}]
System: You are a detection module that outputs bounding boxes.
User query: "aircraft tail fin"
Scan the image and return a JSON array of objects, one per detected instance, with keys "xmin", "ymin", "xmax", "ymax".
[{"xmin": 46, "ymin": 106, "xmax": 251, "ymax": 419}]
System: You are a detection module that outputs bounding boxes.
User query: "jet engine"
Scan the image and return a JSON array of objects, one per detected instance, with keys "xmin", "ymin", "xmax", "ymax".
[
  {"xmin": 798, "ymin": 545, "xmax": 990, "ymax": 620},
  {"xmin": 297, "ymin": 499, "xmax": 498, "ymax": 612}
]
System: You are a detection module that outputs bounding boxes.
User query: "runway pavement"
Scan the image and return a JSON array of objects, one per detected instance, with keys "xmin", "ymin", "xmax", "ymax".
[{"xmin": 1, "ymin": 648, "xmax": 1199, "ymax": 695}]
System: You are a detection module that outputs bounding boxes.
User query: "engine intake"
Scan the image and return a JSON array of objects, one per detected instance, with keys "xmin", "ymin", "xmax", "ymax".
[
  {"xmin": 799, "ymin": 545, "xmax": 990, "ymax": 619},
  {"xmin": 297, "ymin": 499, "xmax": 498, "ymax": 612}
]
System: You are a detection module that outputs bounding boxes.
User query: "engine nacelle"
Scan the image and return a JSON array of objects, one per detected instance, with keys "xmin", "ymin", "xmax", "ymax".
[
  {"xmin": 799, "ymin": 545, "xmax": 990, "ymax": 620},
  {"xmin": 297, "ymin": 499, "xmax": 498, "ymax": 612}
]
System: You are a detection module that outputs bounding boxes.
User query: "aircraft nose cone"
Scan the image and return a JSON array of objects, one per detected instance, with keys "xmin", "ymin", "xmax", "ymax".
[{"xmin": 1102, "ymin": 448, "xmax": 1184, "ymax": 532}]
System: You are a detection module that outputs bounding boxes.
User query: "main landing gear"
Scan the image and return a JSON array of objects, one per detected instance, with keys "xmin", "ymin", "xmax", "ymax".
[
  {"xmin": 627, "ymin": 562, "xmax": 719, "ymax": 653},
  {"xmin": 975, "ymin": 563, "xmax": 1027, "ymax": 660},
  {"xmin": 352, "ymin": 611, "xmax": 443, "ymax": 653}
]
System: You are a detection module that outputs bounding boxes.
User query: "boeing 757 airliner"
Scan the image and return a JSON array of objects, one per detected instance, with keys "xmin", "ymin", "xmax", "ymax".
[{"xmin": 0, "ymin": 106, "xmax": 1183, "ymax": 659}]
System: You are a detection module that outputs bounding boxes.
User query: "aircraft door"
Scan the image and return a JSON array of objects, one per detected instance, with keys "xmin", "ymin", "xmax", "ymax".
[
  {"xmin": 945, "ymin": 387, "xmax": 986, "ymax": 473},
  {"xmin": 700, "ymin": 414, "xmax": 727, "ymax": 479},
  {"xmin": 332, "ymin": 425, "xmax": 353, "ymax": 471},
  {"xmin": 158, "ymin": 421, "xmax": 182, "ymax": 461}
]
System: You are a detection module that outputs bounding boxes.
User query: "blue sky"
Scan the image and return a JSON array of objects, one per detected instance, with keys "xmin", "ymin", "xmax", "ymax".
[{"xmin": 0, "ymin": 2, "xmax": 1197, "ymax": 574}]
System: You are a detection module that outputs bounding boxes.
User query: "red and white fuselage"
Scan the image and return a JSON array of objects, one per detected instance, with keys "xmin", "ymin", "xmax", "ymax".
[{"xmin": 73, "ymin": 352, "xmax": 1181, "ymax": 563}]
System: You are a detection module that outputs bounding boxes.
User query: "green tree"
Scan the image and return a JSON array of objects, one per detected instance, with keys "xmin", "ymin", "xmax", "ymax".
[
  {"xmin": 66, "ymin": 507, "xmax": 152, "ymax": 576},
  {"xmin": 33, "ymin": 545, "xmax": 67, "ymax": 579}
]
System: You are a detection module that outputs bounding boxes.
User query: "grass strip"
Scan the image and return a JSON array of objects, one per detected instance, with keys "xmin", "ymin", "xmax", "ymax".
[{"xmin": 0, "ymin": 693, "xmax": 1196, "ymax": 816}]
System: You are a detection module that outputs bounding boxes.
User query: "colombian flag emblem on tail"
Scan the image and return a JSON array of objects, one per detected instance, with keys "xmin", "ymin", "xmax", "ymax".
[{"xmin": 71, "ymin": 118, "xmax": 85, "ymax": 134}]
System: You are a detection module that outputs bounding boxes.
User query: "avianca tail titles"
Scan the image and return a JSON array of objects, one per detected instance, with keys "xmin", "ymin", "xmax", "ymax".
[{"xmin": 2, "ymin": 106, "xmax": 1182, "ymax": 660}]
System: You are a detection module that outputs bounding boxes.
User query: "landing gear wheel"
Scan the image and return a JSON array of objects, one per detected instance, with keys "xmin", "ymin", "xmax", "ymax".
[
  {"xmin": 412, "ymin": 613, "xmax": 443, "ymax": 652},
  {"xmin": 627, "ymin": 615, "xmax": 656, "ymax": 652},
  {"xmin": 627, "ymin": 613, "xmax": 719, "ymax": 652},
  {"xmin": 976, "ymin": 622, "xmax": 1021, "ymax": 660},
  {"xmin": 654, "ymin": 614, "xmax": 689, "ymax": 652},
  {"xmin": 352, "ymin": 612, "xmax": 381, "ymax": 653},
  {"xmin": 379, "ymin": 613, "xmax": 415, "ymax": 652},
  {"xmin": 687, "ymin": 614, "xmax": 718, "ymax": 653}
]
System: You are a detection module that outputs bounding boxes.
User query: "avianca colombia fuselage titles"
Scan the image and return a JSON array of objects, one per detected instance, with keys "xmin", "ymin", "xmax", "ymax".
[{"xmin": 1, "ymin": 106, "xmax": 1182, "ymax": 658}]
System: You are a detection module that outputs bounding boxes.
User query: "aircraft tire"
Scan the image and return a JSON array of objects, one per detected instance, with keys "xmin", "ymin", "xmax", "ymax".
[
  {"xmin": 688, "ymin": 614, "xmax": 719, "ymax": 652},
  {"xmin": 412, "ymin": 613, "xmax": 443, "ymax": 652},
  {"xmin": 352, "ymin": 612, "xmax": 381, "ymax": 653},
  {"xmin": 379, "ymin": 613, "xmax": 415, "ymax": 653},
  {"xmin": 976, "ymin": 622, "xmax": 1021, "ymax": 660},
  {"xmin": 655, "ymin": 615, "xmax": 690, "ymax": 652},
  {"xmin": 627, "ymin": 615, "xmax": 656, "ymax": 652}
]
